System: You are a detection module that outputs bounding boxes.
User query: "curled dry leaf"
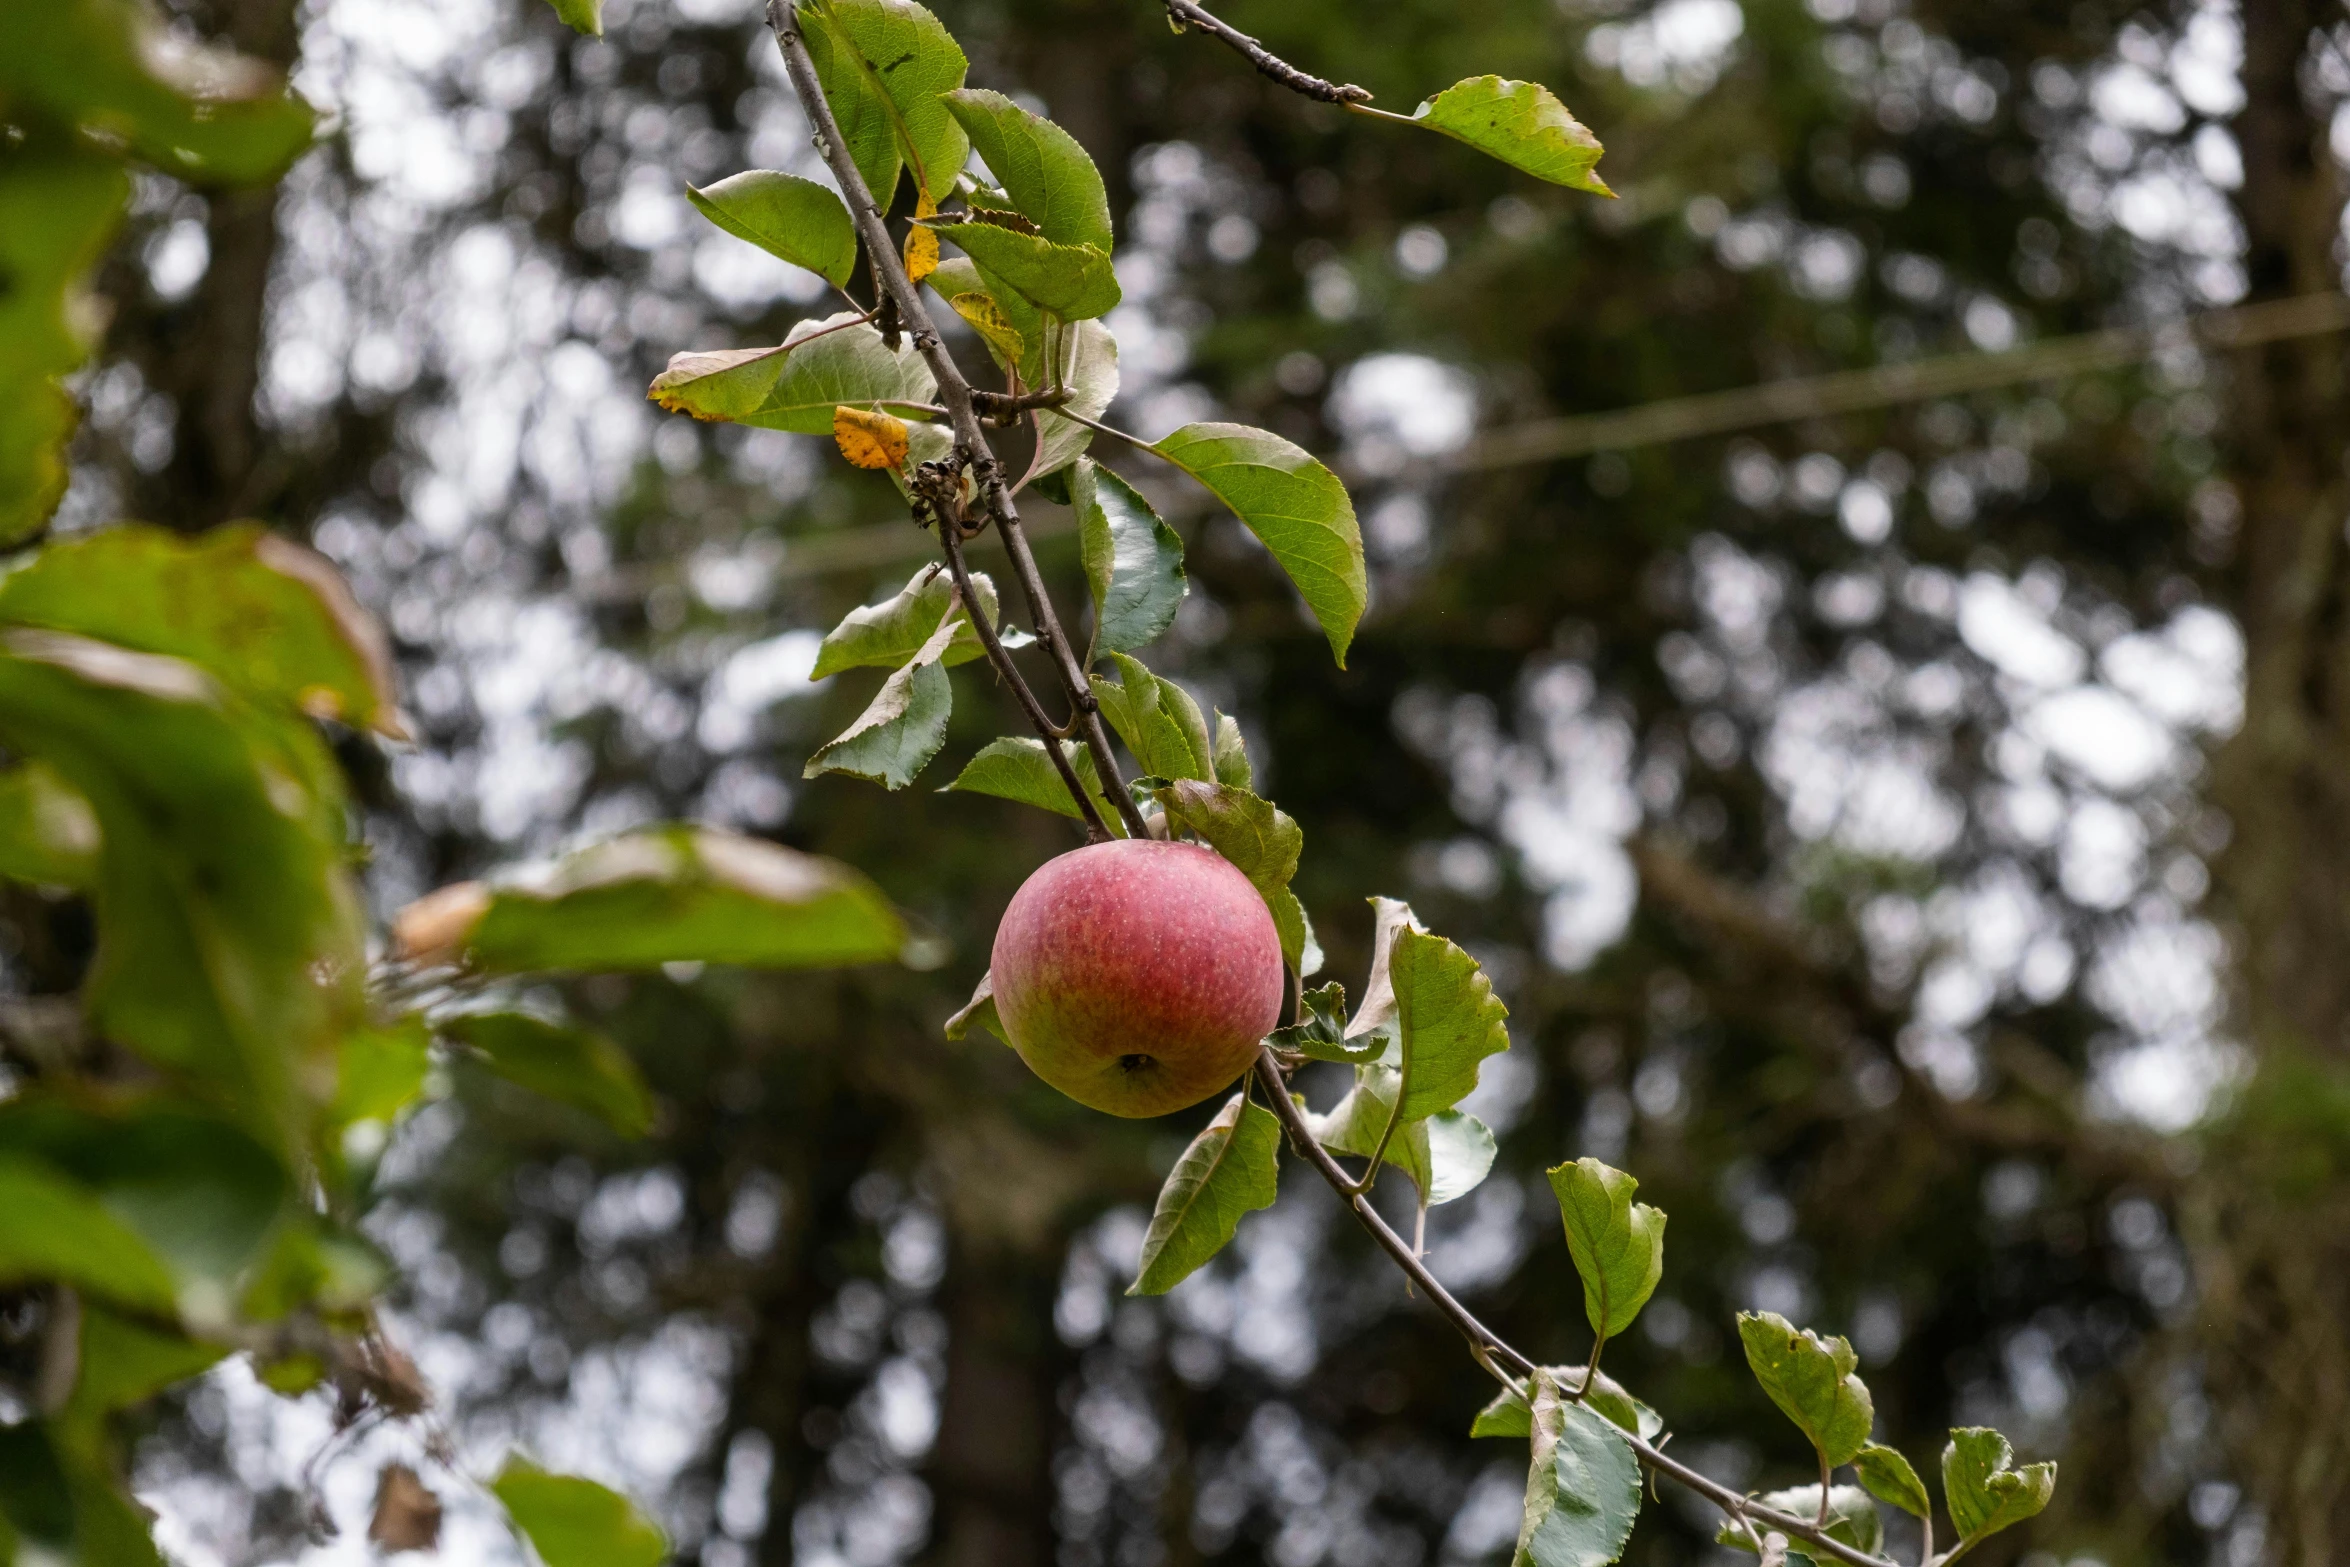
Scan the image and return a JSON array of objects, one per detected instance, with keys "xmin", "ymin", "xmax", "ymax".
[
  {"xmin": 369, "ymin": 1463, "xmax": 443, "ymax": 1552},
  {"xmin": 834, "ymin": 405, "xmax": 913, "ymax": 470}
]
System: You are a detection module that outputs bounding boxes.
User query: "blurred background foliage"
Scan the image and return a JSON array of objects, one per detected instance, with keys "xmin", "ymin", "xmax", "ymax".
[{"xmin": 38, "ymin": 0, "xmax": 2350, "ymax": 1561}]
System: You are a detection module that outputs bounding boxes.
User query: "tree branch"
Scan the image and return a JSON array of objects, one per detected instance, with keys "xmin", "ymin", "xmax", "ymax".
[
  {"xmin": 1252, "ymin": 1046, "xmax": 1904, "ymax": 1567},
  {"xmin": 767, "ymin": 0, "xmax": 1151, "ymax": 840},
  {"xmin": 1160, "ymin": 0, "xmax": 1372, "ymax": 104}
]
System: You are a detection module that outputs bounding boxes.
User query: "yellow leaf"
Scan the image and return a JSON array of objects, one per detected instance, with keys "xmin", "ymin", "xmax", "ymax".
[
  {"xmin": 834, "ymin": 405, "xmax": 912, "ymax": 470},
  {"xmin": 905, "ymin": 192, "xmax": 940, "ymax": 285},
  {"xmin": 948, "ymin": 292, "xmax": 1025, "ymax": 366}
]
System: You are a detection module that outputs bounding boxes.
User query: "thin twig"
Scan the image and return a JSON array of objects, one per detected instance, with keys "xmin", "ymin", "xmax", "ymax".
[
  {"xmin": 1161, "ymin": 0, "xmax": 1372, "ymax": 104},
  {"xmin": 1251, "ymin": 1047, "xmax": 1903, "ymax": 1567},
  {"xmin": 939, "ymin": 525, "xmax": 1114, "ymax": 840},
  {"xmin": 767, "ymin": 0, "xmax": 1151, "ymax": 839}
]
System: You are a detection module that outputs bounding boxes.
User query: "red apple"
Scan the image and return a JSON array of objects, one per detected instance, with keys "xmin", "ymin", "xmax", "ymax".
[{"xmin": 990, "ymin": 839, "xmax": 1284, "ymax": 1117}]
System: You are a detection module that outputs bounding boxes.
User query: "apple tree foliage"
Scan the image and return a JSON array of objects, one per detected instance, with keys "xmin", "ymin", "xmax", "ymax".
[
  {"xmin": 0, "ymin": 0, "xmax": 2062, "ymax": 1562},
  {"xmin": 0, "ymin": 4, "xmax": 909, "ymax": 1558},
  {"xmin": 629, "ymin": 2, "xmax": 2058, "ymax": 1565}
]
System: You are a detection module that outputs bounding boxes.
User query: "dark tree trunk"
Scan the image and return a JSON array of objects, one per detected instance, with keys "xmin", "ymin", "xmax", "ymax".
[
  {"xmin": 926, "ymin": 1229, "xmax": 1065, "ymax": 1567},
  {"xmin": 2203, "ymin": 3, "xmax": 2350, "ymax": 1561}
]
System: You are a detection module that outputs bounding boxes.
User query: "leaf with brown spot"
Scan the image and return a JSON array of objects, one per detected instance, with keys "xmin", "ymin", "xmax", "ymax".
[
  {"xmin": 905, "ymin": 191, "xmax": 941, "ymax": 284},
  {"xmin": 834, "ymin": 406, "xmax": 912, "ymax": 470}
]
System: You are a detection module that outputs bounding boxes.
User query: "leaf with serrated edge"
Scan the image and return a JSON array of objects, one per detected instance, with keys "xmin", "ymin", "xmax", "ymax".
[
  {"xmin": 1151, "ymin": 423, "xmax": 1365, "ymax": 666},
  {"xmin": 1548, "ymin": 1157, "xmax": 1666, "ymax": 1345},
  {"xmin": 1515, "ymin": 1368, "xmax": 1642, "ymax": 1567},
  {"xmin": 1411, "ymin": 76, "xmax": 1612, "ymax": 195},
  {"xmin": 687, "ymin": 171, "xmax": 857, "ymax": 285},
  {"xmin": 1269, "ymin": 981, "xmax": 1382, "ymax": 1063},
  {"xmin": 812, "ymin": 567, "xmax": 1022, "ymax": 678},
  {"xmin": 922, "ymin": 216, "xmax": 1121, "ymax": 320},
  {"xmin": 805, "ymin": 607, "xmax": 960, "ymax": 789},
  {"xmin": 1313, "ymin": 1077, "xmax": 1493, "ymax": 1209},
  {"xmin": 1715, "ymin": 1488, "xmax": 1880, "ymax": 1556},
  {"xmin": 943, "ymin": 736, "xmax": 1119, "ymax": 826},
  {"xmin": 1127, "ymin": 1093, "xmax": 1280, "ymax": 1296},
  {"xmin": 800, "ymin": 0, "xmax": 969, "ymax": 205},
  {"xmin": 1074, "ymin": 458, "xmax": 1185, "ymax": 656},
  {"xmin": 1942, "ymin": 1428, "xmax": 2055, "ymax": 1544},
  {"xmin": 1211, "ymin": 711, "xmax": 1251, "ymax": 789},
  {"xmin": 1853, "ymin": 1443, "xmax": 1931, "ymax": 1519},
  {"xmin": 1153, "ymin": 777, "xmax": 1312, "ymax": 970},
  {"xmin": 1390, "ymin": 925, "xmax": 1510, "ymax": 1122},
  {"xmin": 1737, "ymin": 1312, "xmax": 1876, "ymax": 1469},
  {"xmin": 940, "ymin": 88, "xmax": 1113, "ymax": 251},
  {"xmin": 1471, "ymin": 1366, "xmax": 1660, "ymax": 1443},
  {"xmin": 1092, "ymin": 652, "xmax": 1212, "ymax": 781}
]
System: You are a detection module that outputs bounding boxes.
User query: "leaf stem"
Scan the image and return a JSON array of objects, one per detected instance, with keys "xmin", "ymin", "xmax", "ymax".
[
  {"xmin": 1343, "ymin": 102, "xmax": 1421, "ymax": 125},
  {"xmin": 1250, "ymin": 1048, "xmax": 1904, "ymax": 1567},
  {"xmin": 1159, "ymin": 0, "xmax": 1373, "ymax": 105},
  {"xmin": 768, "ymin": 0, "xmax": 1150, "ymax": 839},
  {"xmin": 1818, "ymin": 1451, "xmax": 1833, "ymax": 1528}
]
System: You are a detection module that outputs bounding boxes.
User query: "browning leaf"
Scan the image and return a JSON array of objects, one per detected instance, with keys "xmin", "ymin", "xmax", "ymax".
[{"xmin": 834, "ymin": 405, "xmax": 913, "ymax": 470}]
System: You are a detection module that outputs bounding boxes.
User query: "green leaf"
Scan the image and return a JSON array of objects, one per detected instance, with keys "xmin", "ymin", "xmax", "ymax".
[
  {"xmin": 332, "ymin": 1015, "xmax": 433, "ymax": 1129},
  {"xmin": 0, "ymin": 1154, "xmax": 178, "ymax": 1313},
  {"xmin": 1345, "ymin": 895, "xmax": 1418, "ymax": 1040},
  {"xmin": 1389, "ymin": 924, "xmax": 1510, "ymax": 1121},
  {"xmin": 1269, "ymin": 981, "xmax": 1383, "ymax": 1063},
  {"xmin": 1716, "ymin": 1488, "xmax": 1881, "ymax": 1555},
  {"xmin": 1942, "ymin": 1428, "xmax": 2056, "ymax": 1544},
  {"xmin": 1212, "ymin": 711, "xmax": 1252, "ymax": 789},
  {"xmin": 800, "ymin": 0, "xmax": 969, "ymax": 205},
  {"xmin": 493, "ymin": 1457, "xmax": 668, "ymax": 1567},
  {"xmin": 1547, "ymin": 1157, "xmax": 1666, "ymax": 1347},
  {"xmin": 0, "ymin": 759, "xmax": 99, "ymax": 888},
  {"xmin": 401, "ymin": 824, "xmax": 905, "ymax": 971},
  {"xmin": 939, "ymin": 88, "xmax": 1113, "ymax": 252},
  {"xmin": 1127, "ymin": 1092, "xmax": 1281, "ymax": 1296},
  {"xmin": 923, "ymin": 215, "xmax": 1121, "ymax": 320},
  {"xmin": 1149, "ymin": 423, "xmax": 1365, "ymax": 666},
  {"xmin": 1153, "ymin": 777, "xmax": 1319, "ymax": 972},
  {"xmin": 1514, "ymin": 1368, "xmax": 1642, "ymax": 1567},
  {"xmin": 1737, "ymin": 1312, "xmax": 1876, "ymax": 1469},
  {"xmin": 943, "ymin": 970, "xmax": 1006, "ymax": 1045},
  {"xmin": 1092, "ymin": 652, "xmax": 1214, "ymax": 783},
  {"xmin": 687, "ymin": 170, "xmax": 858, "ymax": 286},
  {"xmin": 0, "ymin": 1422, "xmax": 75, "ymax": 1558},
  {"xmin": 57, "ymin": 1307, "xmax": 225, "ymax": 1457},
  {"xmin": 0, "ymin": 0, "xmax": 315, "ymax": 185},
  {"xmin": 1409, "ymin": 76, "xmax": 1612, "ymax": 195},
  {"xmin": 943, "ymin": 736, "xmax": 1120, "ymax": 826},
  {"xmin": 1470, "ymin": 1367, "xmax": 1660, "ymax": 1443},
  {"xmin": 1313, "ymin": 1077, "xmax": 1494, "ymax": 1209},
  {"xmin": 544, "ymin": 0, "xmax": 601, "ymax": 33},
  {"xmin": 806, "ymin": 603, "xmax": 960, "ymax": 788},
  {"xmin": 1026, "ymin": 318, "xmax": 1119, "ymax": 483},
  {"xmin": 0, "ymin": 522, "xmax": 405, "ymax": 736},
  {"xmin": 0, "ymin": 632, "xmax": 363, "ymax": 1150},
  {"xmin": 650, "ymin": 313, "xmax": 936, "ymax": 433},
  {"xmin": 1073, "ymin": 459, "xmax": 1185, "ymax": 656},
  {"xmin": 0, "ymin": 147, "xmax": 126, "ymax": 544},
  {"xmin": 1853, "ymin": 1442, "xmax": 1931, "ymax": 1519},
  {"xmin": 446, "ymin": 1012, "xmax": 654, "ymax": 1138},
  {"xmin": 812, "ymin": 566, "xmax": 1026, "ymax": 678}
]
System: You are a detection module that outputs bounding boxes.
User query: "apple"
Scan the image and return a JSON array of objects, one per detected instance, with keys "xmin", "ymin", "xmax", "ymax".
[{"xmin": 991, "ymin": 839, "xmax": 1285, "ymax": 1117}]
